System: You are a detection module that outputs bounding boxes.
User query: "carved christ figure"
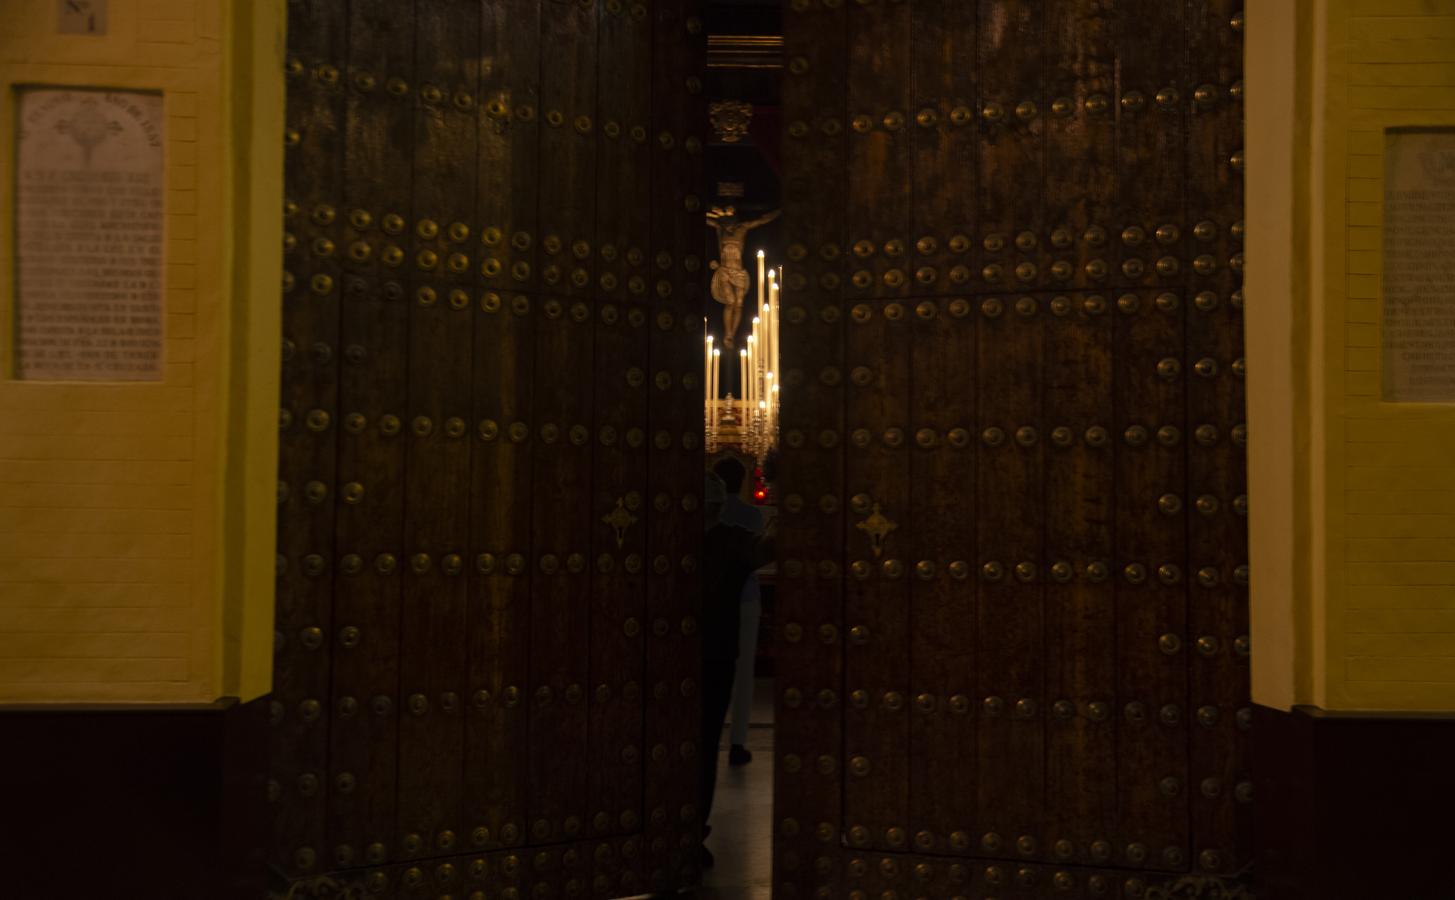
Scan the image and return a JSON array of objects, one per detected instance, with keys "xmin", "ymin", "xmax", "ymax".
[{"xmin": 707, "ymin": 206, "xmax": 780, "ymax": 347}]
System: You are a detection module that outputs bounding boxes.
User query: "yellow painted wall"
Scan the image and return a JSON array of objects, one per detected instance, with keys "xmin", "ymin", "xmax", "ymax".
[
  {"xmin": 1251, "ymin": 0, "xmax": 1455, "ymax": 713},
  {"xmin": 0, "ymin": 0, "xmax": 283, "ymax": 703},
  {"xmin": 1320, "ymin": 0, "xmax": 1455, "ymax": 710}
]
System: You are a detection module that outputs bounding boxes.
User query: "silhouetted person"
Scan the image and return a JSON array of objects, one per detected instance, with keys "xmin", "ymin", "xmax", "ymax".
[
  {"xmin": 699, "ymin": 470, "xmax": 774, "ymax": 868},
  {"xmin": 712, "ymin": 455, "xmax": 764, "ymax": 766}
]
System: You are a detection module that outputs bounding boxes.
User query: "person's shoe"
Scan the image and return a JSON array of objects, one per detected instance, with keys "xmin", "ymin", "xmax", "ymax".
[
  {"xmin": 729, "ymin": 744, "xmax": 752, "ymax": 766},
  {"xmin": 699, "ymin": 843, "xmax": 715, "ymax": 868}
]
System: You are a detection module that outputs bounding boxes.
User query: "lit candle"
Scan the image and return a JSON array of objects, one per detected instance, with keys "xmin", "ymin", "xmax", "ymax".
[
  {"xmin": 761, "ymin": 302, "xmax": 770, "ymax": 372},
  {"xmin": 748, "ymin": 325, "xmax": 758, "ymax": 413},
  {"xmin": 743, "ymin": 339, "xmax": 751, "ymax": 412},
  {"xmin": 769, "ymin": 279, "xmax": 780, "ymax": 405},
  {"xmin": 767, "ymin": 270, "xmax": 777, "ymax": 368},
  {"xmin": 714, "ymin": 348, "xmax": 722, "ymax": 429},
  {"xmin": 765, "ymin": 370, "xmax": 774, "ymax": 432},
  {"xmin": 756, "ymin": 249, "xmax": 766, "ymax": 318},
  {"xmin": 739, "ymin": 348, "xmax": 748, "ymax": 417}
]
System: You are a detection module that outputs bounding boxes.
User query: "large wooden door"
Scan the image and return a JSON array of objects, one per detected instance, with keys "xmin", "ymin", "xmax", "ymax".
[
  {"xmin": 271, "ymin": 2, "xmax": 705, "ymax": 897},
  {"xmin": 775, "ymin": 2, "xmax": 1248, "ymax": 897}
]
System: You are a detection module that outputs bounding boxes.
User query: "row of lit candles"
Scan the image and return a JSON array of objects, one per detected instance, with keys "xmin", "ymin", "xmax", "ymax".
[{"xmin": 705, "ymin": 251, "xmax": 782, "ymax": 436}]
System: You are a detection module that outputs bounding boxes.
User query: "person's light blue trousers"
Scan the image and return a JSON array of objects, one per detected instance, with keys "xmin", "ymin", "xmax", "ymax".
[{"xmin": 729, "ymin": 590, "xmax": 762, "ymax": 746}]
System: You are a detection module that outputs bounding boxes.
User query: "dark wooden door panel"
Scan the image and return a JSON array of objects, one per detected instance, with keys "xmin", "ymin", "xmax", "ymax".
[
  {"xmin": 274, "ymin": 0, "xmax": 347, "ymax": 874},
  {"xmin": 777, "ymin": 0, "xmax": 1249, "ymax": 894},
  {"xmin": 842, "ymin": 0, "xmax": 915, "ymax": 853},
  {"xmin": 775, "ymin": 1, "xmax": 850, "ymax": 895},
  {"xmin": 327, "ymin": 0, "xmax": 414, "ymax": 869},
  {"xmin": 641, "ymin": 4, "xmax": 707, "ymax": 890},
  {"xmin": 395, "ymin": 0, "xmax": 479, "ymax": 862},
  {"xmin": 1040, "ymin": 1, "xmax": 1120, "ymax": 869},
  {"xmin": 273, "ymin": 2, "xmax": 703, "ymax": 896},
  {"xmin": 1186, "ymin": 0, "xmax": 1252, "ymax": 874}
]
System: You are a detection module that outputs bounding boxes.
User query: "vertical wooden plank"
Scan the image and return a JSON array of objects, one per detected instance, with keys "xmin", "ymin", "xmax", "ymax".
[
  {"xmin": 524, "ymin": 291, "xmax": 595, "ymax": 846},
  {"xmin": 1112, "ymin": 286, "xmax": 1190, "ymax": 873},
  {"xmin": 777, "ymin": 0, "xmax": 847, "ymax": 895},
  {"xmin": 906, "ymin": 294, "xmax": 978, "ymax": 855},
  {"xmin": 975, "ymin": 0, "xmax": 1046, "ymax": 865},
  {"xmin": 1114, "ymin": 0, "xmax": 1192, "ymax": 875},
  {"xmin": 477, "ymin": 0, "xmax": 541, "ymax": 298},
  {"xmin": 585, "ymin": 299, "xmax": 648, "ymax": 844},
  {"xmin": 466, "ymin": 296, "xmax": 534, "ymax": 857},
  {"xmin": 1041, "ymin": 0, "xmax": 1120, "ymax": 871},
  {"xmin": 587, "ymin": 0, "xmax": 652, "ymax": 840},
  {"xmin": 1045, "ymin": 0, "xmax": 1115, "ymax": 295},
  {"xmin": 840, "ymin": 302, "xmax": 912, "ymax": 855},
  {"xmin": 328, "ymin": 0, "xmax": 413, "ymax": 871},
  {"xmin": 273, "ymin": 0, "xmax": 348, "ymax": 878},
  {"xmin": 526, "ymin": 0, "xmax": 598, "ymax": 850},
  {"xmin": 906, "ymin": 0, "xmax": 979, "ymax": 858},
  {"xmin": 594, "ymin": 0, "xmax": 651, "ymax": 305},
  {"xmin": 466, "ymin": 0, "xmax": 542, "ymax": 855},
  {"xmin": 973, "ymin": 294, "xmax": 1046, "ymax": 863},
  {"xmin": 1185, "ymin": 0, "xmax": 1251, "ymax": 877},
  {"xmin": 975, "ymin": 0, "xmax": 1045, "ymax": 297},
  {"xmin": 643, "ymin": 1, "xmax": 706, "ymax": 893},
  {"xmin": 1042, "ymin": 289, "xmax": 1119, "ymax": 867},
  {"xmin": 395, "ymin": 0, "xmax": 478, "ymax": 862},
  {"xmin": 841, "ymin": 0, "xmax": 913, "ymax": 856},
  {"xmin": 1114, "ymin": 0, "xmax": 1187, "ymax": 292},
  {"xmin": 843, "ymin": 1, "xmax": 913, "ymax": 305},
  {"xmin": 538, "ymin": 0, "xmax": 599, "ymax": 301},
  {"xmin": 909, "ymin": 1, "xmax": 977, "ymax": 301}
]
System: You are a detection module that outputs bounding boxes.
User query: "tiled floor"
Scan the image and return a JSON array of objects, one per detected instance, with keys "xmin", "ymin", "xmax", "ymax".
[{"xmin": 696, "ymin": 678, "xmax": 775, "ymax": 900}]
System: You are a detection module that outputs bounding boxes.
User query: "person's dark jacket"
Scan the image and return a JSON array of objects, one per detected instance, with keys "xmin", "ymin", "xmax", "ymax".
[{"xmin": 702, "ymin": 522, "xmax": 774, "ymax": 662}]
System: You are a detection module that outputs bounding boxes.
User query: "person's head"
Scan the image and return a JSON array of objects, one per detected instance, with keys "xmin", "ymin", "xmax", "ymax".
[
  {"xmin": 712, "ymin": 456, "xmax": 747, "ymax": 495},
  {"xmin": 704, "ymin": 471, "xmax": 727, "ymax": 529}
]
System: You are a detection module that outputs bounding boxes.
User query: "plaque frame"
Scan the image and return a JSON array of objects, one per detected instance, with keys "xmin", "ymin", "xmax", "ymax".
[
  {"xmin": 1381, "ymin": 125, "xmax": 1455, "ymax": 404},
  {"xmin": 7, "ymin": 83, "xmax": 166, "ymax": 382}
]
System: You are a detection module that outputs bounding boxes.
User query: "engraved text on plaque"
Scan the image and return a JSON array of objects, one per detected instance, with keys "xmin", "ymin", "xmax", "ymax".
[
  {"xmin": 1384, "ymin": 128, "xmax": 1455, "ymax": 402},
  {"xmin": 14, "ymin": 88, "xmax": 164, "ymax": 381}
]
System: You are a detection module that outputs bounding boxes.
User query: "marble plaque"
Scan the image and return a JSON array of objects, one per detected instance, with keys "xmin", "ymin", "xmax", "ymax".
[
  {"xmin": 14, "ymin": 88, "xmax": 164, "ymax": 381},
  {"xmin": 1384, "ymin": 128, "xmax": 1455, "ymax": 402}
]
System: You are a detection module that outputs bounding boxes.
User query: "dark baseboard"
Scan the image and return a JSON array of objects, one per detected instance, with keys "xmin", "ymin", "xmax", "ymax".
[
  {"xmin": 0, "ymin": 695, "xmax": 269, "ymax": 900},
  {"xmin": 1256, "ymin": 703, "xmax": 1455, "ymax": 900}
]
